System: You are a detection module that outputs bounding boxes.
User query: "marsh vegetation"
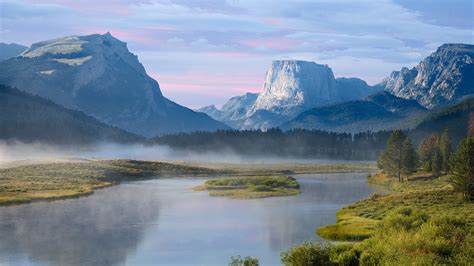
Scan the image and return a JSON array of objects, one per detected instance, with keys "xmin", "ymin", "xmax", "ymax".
[{"xmin": 194, "ymin": 175, "xmax": 300, "ymax": 198}]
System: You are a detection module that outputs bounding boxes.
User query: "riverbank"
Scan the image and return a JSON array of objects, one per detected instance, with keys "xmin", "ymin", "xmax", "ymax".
[
  {"xmin": 317, "ymin": 172, "xmax": 474, "ymax": 241},
  {"xmin": 0, "ymin": 159, "xmax": 375, "ymax": 206}
]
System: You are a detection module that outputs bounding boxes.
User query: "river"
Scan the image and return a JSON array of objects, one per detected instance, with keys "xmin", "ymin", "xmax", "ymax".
[{"xmin": 0, "ymin": 173, "xmax": 384, "ymax": 265}]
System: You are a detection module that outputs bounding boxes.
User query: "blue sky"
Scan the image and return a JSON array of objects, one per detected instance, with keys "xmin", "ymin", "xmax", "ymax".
[{"xmin": 1, "ymin": 0, "xmax": 473, "ymax": 108}]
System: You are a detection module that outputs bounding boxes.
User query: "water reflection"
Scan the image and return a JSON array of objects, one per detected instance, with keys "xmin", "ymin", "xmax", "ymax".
[
  {"xmin": 0, "ymin": 173, "xmax": 382, "ymax": 266},
  {"xmin": 0, "ymin": 185, "xmax": 161, "ymax": 266}
]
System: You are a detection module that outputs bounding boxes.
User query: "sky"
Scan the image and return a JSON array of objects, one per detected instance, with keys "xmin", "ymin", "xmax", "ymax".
[{"xmin": 1, "ymin": 0, "xmax": 473, "ymax": 109}]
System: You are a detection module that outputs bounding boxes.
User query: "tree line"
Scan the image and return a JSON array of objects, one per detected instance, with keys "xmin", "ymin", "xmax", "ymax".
[
  {"xmin": 152, "ymin": 128, "xmax": 392, "ymax": 160},
  {"xmin": 377, "ymin": 125, "xmax": 474, "ymax": 200}
]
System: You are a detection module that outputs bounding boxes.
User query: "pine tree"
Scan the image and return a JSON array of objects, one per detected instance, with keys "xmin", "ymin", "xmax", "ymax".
[
  {"xmin": 439, "ymin": 129, "xmax": 452, "ymax": 174},
  {"xmin": 378, "ymin": 130, "xmax": 407, "ymax": 182},
  {"xmin": 431, "ymin": 148, "xmax": 442, "ymax": 177},
  {"xmin": 450, "ymin": 136, "xmax": 474, "ymax": 200},
  {"xmin": 401, "ymin": 138, "xmax": 417, "ymax": 180}
]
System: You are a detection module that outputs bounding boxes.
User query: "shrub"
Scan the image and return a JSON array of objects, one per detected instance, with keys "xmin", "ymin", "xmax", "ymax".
[
  {"xmin": 280, "ymin": 242, "xmax": 334, "ymax": 266},
  {"xmin": 229, "ymin": 255, "xmax": 259, "ymax": 266}
]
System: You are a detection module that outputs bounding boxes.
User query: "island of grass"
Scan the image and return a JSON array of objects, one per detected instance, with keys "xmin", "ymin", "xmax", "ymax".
[{"xmin": 194, "ymin": 175, "xmax": 300, "ymax": 199}]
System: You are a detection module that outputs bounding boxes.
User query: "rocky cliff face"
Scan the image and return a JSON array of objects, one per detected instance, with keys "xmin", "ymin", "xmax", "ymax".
[
  {"xmin": 200, "ymin": 60, "xmax": 378, "ymax": 130},
  {"xmin": 381, "ymin": 44, "xmax": 474, "ymax": 109},
  {"xmin": 0, "ymin": 33, "xmax": 228, "ymax": 136},
  {"xmin": 243, "ymin": 60, "xmax": 377, "ymax": 129},
  {"xmin": 248, "ymin": 60, "xmax": 337, "ymax": 117}
]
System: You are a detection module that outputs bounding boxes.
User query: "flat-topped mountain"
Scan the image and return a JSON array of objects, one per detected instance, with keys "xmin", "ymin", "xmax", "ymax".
[
  {"xmin": 381, "ymin": 43, "xmax": 474, "ymax": 109},
  {"xmin": 199, "ymin": 60, "xmax": 379, "ymax": 129},
  {"xmin": 0, "ymin": 33, "xmax": 228, "ymax": 136},
  {"xmin": 248, "ymin": 60, "xmax": 377, "ymax": 118}
]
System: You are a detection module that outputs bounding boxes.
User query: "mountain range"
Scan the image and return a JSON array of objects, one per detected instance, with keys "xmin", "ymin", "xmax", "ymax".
[
  {"xmin": 0, "ymin": 33, "xmax": 228, "ymax": 137},
  {"xmin": 0, "ymin": 34, "xmax": 472, "ymax": 143},
  {"xmin": 381, "ymin": 44, "xmax": 474, "ymax": 109},
  {"xmin": 201, "ymin": 43, "xmax": 474, "ymax": 132},
  {"xmin": 199, "ymin": 60, "xmax": 381, "ymax": 129}
]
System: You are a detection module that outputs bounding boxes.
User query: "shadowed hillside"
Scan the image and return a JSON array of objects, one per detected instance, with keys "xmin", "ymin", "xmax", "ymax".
[{"xmin": 0, "ymin": 85, "xmax": 142, "ymax": 145}]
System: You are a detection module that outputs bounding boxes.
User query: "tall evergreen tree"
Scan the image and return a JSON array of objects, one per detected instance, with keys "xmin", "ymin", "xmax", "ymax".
[
  {"xmin": 450, "ymin": 136, "xmax": 474, "ymax": 200},
  {"xmin": 431, "ymin": 148, "xmax": 442, "ymax": 177},
  {"xmin": 378, "ymin": 130, "xmax": 408, "ymax": 182},
  {"xmin": 439, "ymin": 129, "xmax": 452, "ymax": 173},
  {"xmin": 401, "ymin": 138, "xmax": 417, "ymax": 180}
]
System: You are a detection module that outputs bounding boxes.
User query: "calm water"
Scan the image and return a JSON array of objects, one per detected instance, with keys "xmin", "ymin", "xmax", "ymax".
[{"xmin": 0, "ymin": 173, "xmax": 384, "ymax": 266}]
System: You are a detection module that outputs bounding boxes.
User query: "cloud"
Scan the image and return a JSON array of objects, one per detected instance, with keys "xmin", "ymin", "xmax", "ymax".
[{"xmin": 1, "ymin": 0, "xmax": 472, "ymax": 108}]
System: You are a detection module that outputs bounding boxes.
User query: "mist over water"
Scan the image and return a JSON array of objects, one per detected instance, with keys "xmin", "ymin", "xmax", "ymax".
[
  {"xmin": 0, "ymin": 141, "xmax": 373, "ymax": 164},
  {"xmin": 0, "ymin": 173, "xmax": 386, "ymax": 266}
]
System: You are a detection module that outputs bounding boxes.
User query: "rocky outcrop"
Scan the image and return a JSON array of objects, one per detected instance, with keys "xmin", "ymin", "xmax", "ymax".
[{"xmin": 381, "ymin": 44, "xmax": 474, "ymax": 109}]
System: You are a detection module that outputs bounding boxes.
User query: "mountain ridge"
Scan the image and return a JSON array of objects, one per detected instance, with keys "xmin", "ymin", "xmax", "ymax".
[
  {"xmin": 381, "ymin": 43, "xmax": 474, "ymax": 109},
  {"xmin": 0, "ymin": 33, "xmax": 229, "ymax": 137}
]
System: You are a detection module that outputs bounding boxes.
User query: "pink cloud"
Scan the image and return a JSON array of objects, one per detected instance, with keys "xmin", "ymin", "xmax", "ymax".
[
  {"xmin": 263, "ymin": 17, "xmax": 286, "ymax": 27},
  {"xmin": 150, "ymin": 72, "xmax": 262, "ymax": 97}
]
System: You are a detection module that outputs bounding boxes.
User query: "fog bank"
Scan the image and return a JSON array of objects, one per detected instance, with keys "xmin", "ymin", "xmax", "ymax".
[{"xmin": 0, "ymin": 141, "xmax": 373, "ymax": 165}]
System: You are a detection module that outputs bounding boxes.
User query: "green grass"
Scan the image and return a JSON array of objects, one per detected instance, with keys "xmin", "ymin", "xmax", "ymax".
[
  {"xmin": 0, "ymin": 159, "xmax": 217, "ymax": 205},
  {"xmin": 317, "ymin": 172, "xmax": 474, "ymax": 242},
  {"xmin": 194, "ymin": 175, "xmax": 301, "ymax": 199}
]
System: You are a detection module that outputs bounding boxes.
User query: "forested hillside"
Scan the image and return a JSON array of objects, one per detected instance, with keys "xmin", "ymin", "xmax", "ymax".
[
  {"xmin": 153, "ymin": 98, "xmax": 473, "ymax": 160},
  {"xmin": 0, "ymin": 85, "xmax": 142, "ymax": 145}
]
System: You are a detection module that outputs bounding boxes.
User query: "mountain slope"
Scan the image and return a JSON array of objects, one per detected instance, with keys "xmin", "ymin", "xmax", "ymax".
[
  {"xmin": 0, "ymin": 85, "xmax": 141, "ymax": 144},
  {"xmin": 0, "ymin": 43, "xmax": 27, "ymax": 61},
  {"xmin": 0, "ymin": 33, "xmax": 229, "ymax": 137},
  {"xmin": 409, "ymin": 96, "xmax": 474, "ymax": 145},
  {"xmin": 197, "ymin": 92, "xmax": 258, "ymax": 128},
  {"xmin": 281, "ymin": 91, "xmax": 427, "ymax": 133},
  {"xmin": 381, "ymin": 43, "xmax": 474, "ymax": 109}
]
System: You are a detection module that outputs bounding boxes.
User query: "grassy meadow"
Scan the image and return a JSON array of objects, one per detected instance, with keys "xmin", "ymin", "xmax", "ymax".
[{"xmin": 310, "ymin": 171, "xmax": 474, "ymax": 265}]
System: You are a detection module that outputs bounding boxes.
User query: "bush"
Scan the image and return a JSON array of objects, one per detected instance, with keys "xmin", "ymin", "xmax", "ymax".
[
  {"xmin": 280, "ymin": 242, "xmax": 334, "ymax": 266},
  {"xmin": 229, "ymin": 255, "xmax": 259, "ymax": 266},
  {"xmin": 329, "ymin": 243, "xmax": 359, "ymax": 266},
  {"xmin": 359, "ymin": 252, "xmax": 378, "ymax": 266}
]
